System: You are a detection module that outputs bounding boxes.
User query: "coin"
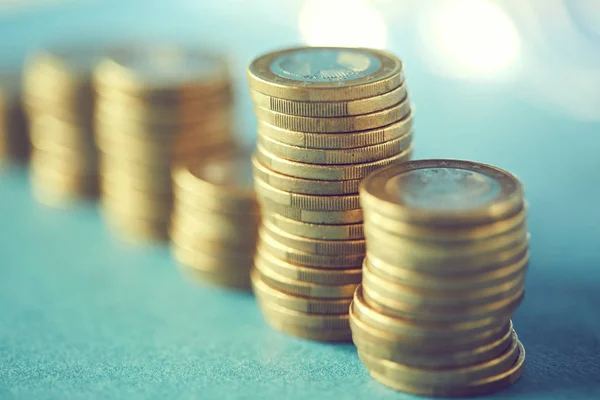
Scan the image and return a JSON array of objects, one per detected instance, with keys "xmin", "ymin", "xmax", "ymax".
[
  {"xmin": 256, "ymin": 143, "xmax": 412, "ymax": 181},
  {"xmin": 251, "ymin": 269, "xmax": 352, "ymax": 314},
  {"xmin": 259, "ymin": 199, "xmax": 363, "ymax": 224},
  {"xmin": 257, "ymin": 131, "xmax": 413, "ymax": 165},
  {"xmin": 254, "ymin": 98, "xmax": 410, "ymax": 133},
  {"xmin": 171, "ymin": 241, "xmax": 254, "ymax": 271},
  {"xmin": 247, "ymin": 47, "xmax": 403, "ymax": 101},
  {"xmin": 360, "ymin": 160, "xmax": 525, "ymax": 226},
  {"xmin": 264, "ymin": 213, "xmax": 363, "ymax": 240},
  {"xmin": 258, "ymin": 299, "xmax": 350, "ymax": 331},
  {"xmin": 180, "ymin": 264, "xmax": 251, "ymax": 291}
]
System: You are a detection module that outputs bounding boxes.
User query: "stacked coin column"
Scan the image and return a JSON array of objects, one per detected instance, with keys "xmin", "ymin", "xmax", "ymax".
[
  {"xmin": 171, "ymin": 150, "xmax": 260, "ymax": 290},
  {"xmin": 93, "ymin": 49, "xmax": 235, "ymax": 242},
  {"xmin": 351, "ymin": 160, "xmax": 529, "ymax": 397},
  {"xmin": 23, "ymin": 48, "xmax": 98, "ymax": 205},
  {"xmin": 247, "ymin": 47, "xmax": 414, "ymax": 342},
  {"xmin": 0, "ymin": 75, "xmax": 29, "ymax": 163}
]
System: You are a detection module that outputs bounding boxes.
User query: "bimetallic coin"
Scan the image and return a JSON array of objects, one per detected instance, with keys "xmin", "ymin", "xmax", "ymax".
[
  {"xmin": 257, "ymin": 113, "xmax": 413, "ymax": 150},
  {"xmin": 250, "ymin": 82, "xmax": 406, "ymax": 117},
  {"xmin": 248, "ymin": 47, "xmax": 403, "ymax": 101},
  {"xmin": 360, "ymin": 160, "xmax": 524, "ymax": 226},
  {"xmin": 252, "ymin": 269, "xmax": 352, "ymax": 314},
  {"xmin": 265, "ymin": 213, "xmax": 364, "ymax": 240},
  {"xmin": 257, "ymin": 131, "xmax": 412, "ymax": 165},
  {"xmin": 254, "ymin": 97, "xmax": 410, "ymax": 133}
]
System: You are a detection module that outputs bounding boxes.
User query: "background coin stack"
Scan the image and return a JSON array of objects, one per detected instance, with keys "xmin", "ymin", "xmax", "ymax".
[
  {"xmin": 93, "ymin": 47, "xmax": 235, "ymax": 242},
  {"xmin": 351, "ymin": 160, "xmax": 529, "ymax": 397},
  {"xmin": 23, "ymin": 48, "xmax": 99, "ymax": 205},
  {"xmin": 0, "ymin": 74, "xmax": 29, "ymax": 164},
  {"xmin": 171, "ymin": 150, "xmax": 259, "ymax": 290},
  {"xmin": 247, "ymin": 47, "xmax": 414, "ymax": 342}
]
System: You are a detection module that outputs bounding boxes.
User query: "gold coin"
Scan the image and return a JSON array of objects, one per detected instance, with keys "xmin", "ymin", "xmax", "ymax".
[
  {"xmin": 252, "ymin": 156, "xmax": 361, "ymax": 195},
  {"xmin": 28, "ymin": 114, "xmax": 94, "ymax": 148},
  {"xmin": 365, "ymin": 250, "xmax": 529, "ymax": 291},
  {"xmin": 255, "ymin": 254, "xmax": 358, "ymax": 299},
  {"xmin": 259, "ymin": 199, "xmax": 363, "ymax": 224},
  {"xmin": 171, "ymin": 209, "xmax": 258, "ymax": 241},
  {"xmin": 359, "ymin": 336, "xmax": 523, "ymax": 387},
  {"xmin": 254, "ymin": 176, "xmax": 360, "ymax": 211},
  {"xmin": 363, "ymin": 206, "xmax": 527, "ymax": 242},
  {"xmin": 256, "ymin": 143, "xmax": 412, "ymax": 181},
  {"xmin": 258, "ymin": 232, "xmax": 364, "ymax": 269},
  {"xmin": 170, "ymin": 221, "xmax": 258, "ymax": 248},
  {"xmin": 256, "ymin": 247, "xmax": 361, "ymax": 285},
  {"xmin": 360, "ymin": 160, "xmax": 525, "ymax": 226},
  {"xmin": 257, "ymin": 112, "xmax": 413, "ymax": 149},
  {"xmin": 258, "ymin": 298, "xmax": 350, "ymax": 331},
  {"xmin": 261, "ymin": 219, "xmax": 365, "ymax": 255},
  {"xmin": 251, "ymin": 269, "xmax": 352, "ymax": 314},
  {"xmin": 100, "ymin": 168, "xmax": 172, "ymax": 195},
  {"xmin": 362, "ymin": 261, "xmax": 526, "ymax": 308},
  {"xmin": 179, "ymin": 264, "xmax": 250, "ymax": 291},
  {"xmin": 352, "ymin": 318, "xmax": 514, "ymax": 369},
  {"xmin": 351, "ymin": 286, "xmax": 510, "ymax": 339},
  {"xmin": 31, "ymin": 144, "xmax": 98, "ymax": 172},
  {"xmin": 350, "ymin": 304, "xmax": 511, "ymax": 354},
  {"xmin": 254, "ymin": 98, "xmax": 410, "ymax": 133},
  {"xmin": 257, "ymin": 130, "xmax": 412, "ymax": 165},
  {"xmin": 363, "ymin": 283, "xmax": 524, "ymax": 324},
  {"xmin": 103, "ymin": 211, "xmax": 170, "ymax": 243},
  {"xmin": 171, "ymin": 242, "xmax": 254, "ymax": 271},
  {"xmin": 264, "ymin": 212, "xmax": 363, "ymax": 240},
  {"xmin": 247, "ymin": 47, "xmax": 403, "ymax": 101}
]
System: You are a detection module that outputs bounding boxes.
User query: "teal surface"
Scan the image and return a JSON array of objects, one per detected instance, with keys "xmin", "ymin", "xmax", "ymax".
[{"xmin": 1, "ymin": 1, "xmax": 600, "ymax": 399}]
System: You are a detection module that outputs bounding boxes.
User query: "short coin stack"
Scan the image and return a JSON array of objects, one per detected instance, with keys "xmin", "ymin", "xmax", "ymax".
[
  {"xmin": 0, "ymin": 74, "xmax": 29, "ymax": 163},
  {"xmin": 171, "ymin": 150, "xmax": 260, "ymax": 290},
  {"xmin": 93, "ymin": 47, "xmax": 235, "ymax": 242},
  {"xmin": 352, "ymin": 160, "xmax": 529, "ymax": 397},
  {"xmin": 247, "ymin": 47, "xmax": 414, "ymax": 341},
  {"xmin": 23, "ymin": 48, "xmax": 99, "ymax": 205}
]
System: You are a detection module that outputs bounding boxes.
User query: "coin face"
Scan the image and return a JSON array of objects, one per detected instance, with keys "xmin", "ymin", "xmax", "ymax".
[
  {"xmin": 386, "ymin": 167, "xmax": 502, "ymax": 211},
  {"xmin": 191, "ymin": 152, "xmax": 254, "ymax": 190},
  {"xmin": 270, "ymin": 48, "xmax": 381, "ymax": 83}
]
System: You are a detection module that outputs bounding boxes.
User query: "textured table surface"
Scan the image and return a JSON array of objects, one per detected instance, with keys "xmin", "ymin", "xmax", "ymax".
[{"xmin": 1, "ymin": 1, "xmax": 600, "ymax": 399}]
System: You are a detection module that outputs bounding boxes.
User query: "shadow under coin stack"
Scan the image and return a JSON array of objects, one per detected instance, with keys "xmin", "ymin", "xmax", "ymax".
[
  {"xmin": 247, "ymin": 47, "xmax": 414, "ymax": 342},
  {"xmin": 171, "ymin": 150, "xmax": 260, "ymax": 290},
  {"xmin": 23, "ymin": 48, "xmax": 99, "ymax": 205},
  {"xmin": 351, "ymin": 160, "xmax": 529, "ymax": 397},
  {"xmin": 0, "ymin": 75, "xmax": 29, "ymax": 163},
  {"xmin": 93, "ymin": 48, "xmax": 235, "ymax": 242}
]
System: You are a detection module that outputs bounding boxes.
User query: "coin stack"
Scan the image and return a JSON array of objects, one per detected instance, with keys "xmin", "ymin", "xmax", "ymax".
[
  {"xmin": 23, "ymin": 48, "xmax": 99, "ymax": 205},
  {"xmin": 0, "ymin": 74, "xmax": 29, "ymax": 164},
  {"xmin": 351, "ymin": 160, "xmax": 529, "ymax": 396},
  {"xmin": 171, "ymin": 150, "xmax": 259, "ymax": 290},
  {"xmin": 93, "ymin": 47, "xmax": 235, "ymax": 242},
  {"xmin": 247, "ymin": 47, "xmax": 414, "ymax": 342}
]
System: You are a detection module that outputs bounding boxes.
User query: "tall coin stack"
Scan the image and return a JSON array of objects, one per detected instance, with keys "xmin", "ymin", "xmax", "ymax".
[
  {"xmin": 352, "ymin": 160, "xmax": 529, "ymax": 396},
  {"xmin": 23, "ymin": 48, "xmax": 99, "ymax": 205},
  {"xmin": 0, "ymin": 75, "xmax": 29, "ymax": 163},
  {"xmin": 93, "ymin": 48, "xmax": 235, "ymax": 242},
  {"xmin": 171, "ymin": 150, "xmax": 259, "ymax": 290},
  {"xmin": 247, "ymin": 47, "xmax": 414, "ymax": 342}
]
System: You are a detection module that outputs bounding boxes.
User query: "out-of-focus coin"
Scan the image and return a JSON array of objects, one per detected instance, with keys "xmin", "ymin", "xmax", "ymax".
[
  {"xmin": 247, "ymin": 47, "xmax": 403, "ymax": 101},
  {"xmin": 258, "ymin": 299, "xmax": 350, "ymax": 334},
  {"xmin": 264, "ymin": 212, "xmax": 363, "ymax": 240}
]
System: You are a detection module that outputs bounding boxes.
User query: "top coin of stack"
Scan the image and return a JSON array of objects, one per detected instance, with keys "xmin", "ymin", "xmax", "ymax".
[
  {"xmin": 352, "ymin": 160, "xmax": 529, "ymax": 397},
  {"xmin": 171, "ymin": 149, "xmax": 260, "ymax": 290},
  {"xmin": 247, "ymin": 47, "xmax": 414, "ymax": 342},
  {"xmin": 93, "ymin": 47, "xmax": 236, "ymax": 242},
  {"xmin": 23, "ymin": 47, "xmax": 100, "ymax": 205},
  {"xmin": 0, "ymin": 74, "xmax": 29, "ymax": 163}
]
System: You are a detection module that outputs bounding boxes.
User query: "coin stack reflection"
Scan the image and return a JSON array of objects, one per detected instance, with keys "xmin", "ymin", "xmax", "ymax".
[
  {"xmin": 0, "ymin": 75, "xmax": 29, "ymax": 163},
  {"xmin": 351, "ymin": 160, "xmax": 529, "ymax": 397},
  {"xmin": 247, "ymin": 47, "xmax": 414, "ymax": 342},
  {"xmin": 171, "ymin": 150, "xmax": 259, "ymax": 290},
  {"xmin": 93, "ymin": 48, "xmax": 235, "ymax": 242},
  {"xmin": 23, "ymin": 48, "xmax": 99, "ymax": 205}
]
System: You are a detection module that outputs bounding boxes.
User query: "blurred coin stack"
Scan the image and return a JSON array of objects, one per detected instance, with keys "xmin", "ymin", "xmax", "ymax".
[
  {"xmin": 93, "ymin": 48, "xmax": 235, "ymax": 242},
  {"xmin": 247, "ymin": 47, "xmax": 414, "ymax": 341},
  {"xmin": 0, "ymin": 75, "xmax": 29, "ymax": 163},
  {"xmin": 171, "ymin": 150, "xmax": 260, "ymax": 289},
  {"xmin": 351, "ymin": 160, "xmax": 529, "ymax": 396},
  {"xmin": 23, "ymin": 48, "xmax": 99, "ymax": 204}
]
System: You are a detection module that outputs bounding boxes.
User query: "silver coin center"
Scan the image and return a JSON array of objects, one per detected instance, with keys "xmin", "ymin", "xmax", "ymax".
[
  {"xmin": 386, "ymin": 168, "xmax": 502, "ymax": 210},
  {"xmin": 270, "ymin": 49, "xmax": 381, "ymax": 83}
]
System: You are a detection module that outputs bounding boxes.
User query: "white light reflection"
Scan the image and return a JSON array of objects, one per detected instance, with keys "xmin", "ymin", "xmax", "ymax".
[
  {"xmin": 299, "ymin": 0, "xmax": 387, "ymax": 49},
  {"xmin": 417, "ymin": 0, "xmax": 521, "ymax": 80}
]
